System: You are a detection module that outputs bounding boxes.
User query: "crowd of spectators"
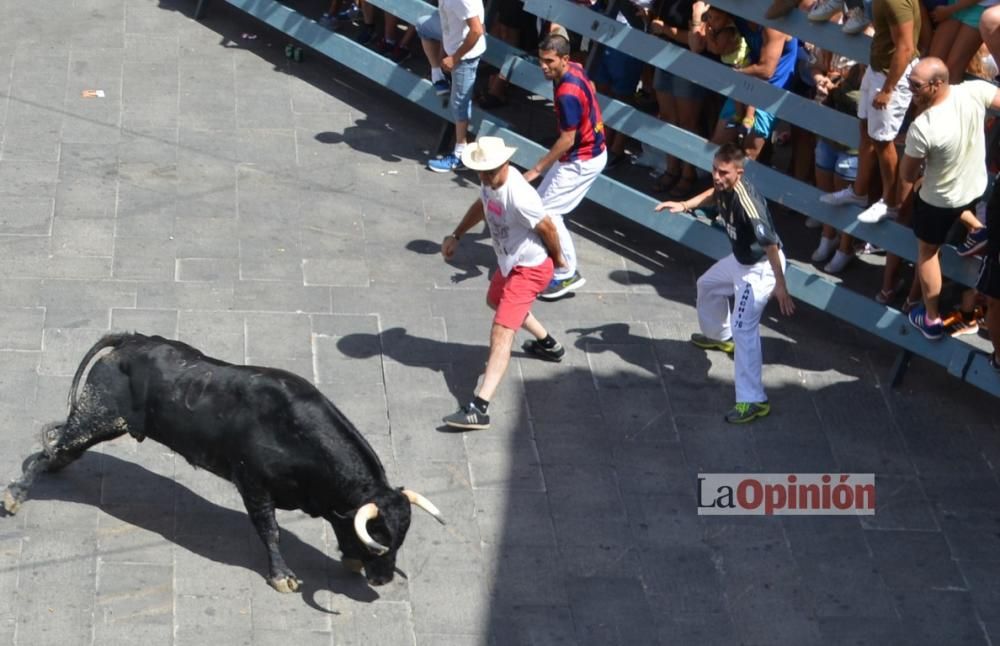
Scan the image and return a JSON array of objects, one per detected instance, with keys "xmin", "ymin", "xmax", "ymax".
[{"xmin": 315, "ymin": 0, "xmax": 1000, "ymax": 371}]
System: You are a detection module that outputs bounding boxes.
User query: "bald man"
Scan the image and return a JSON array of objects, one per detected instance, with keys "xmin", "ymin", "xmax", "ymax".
[{"xmin": 900, "ymin": 56, "xmax": 1000, "ymax": 339}]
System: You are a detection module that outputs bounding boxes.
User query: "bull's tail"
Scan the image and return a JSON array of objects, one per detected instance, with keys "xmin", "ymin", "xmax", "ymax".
[{"xmin": 68, "ymin": 333, "xmax": 132, "ymax": 411}]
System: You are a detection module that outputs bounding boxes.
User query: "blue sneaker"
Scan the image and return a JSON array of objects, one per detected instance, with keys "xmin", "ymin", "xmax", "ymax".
[
  {"xmin": 908, "ymin": 305, "xmax": 944, "ymax": 340},
  {"xmin": 432, "ymin": 79, "xmax": 451, "ymax": 96},
  {"xmin": 957, "ymin": 227, "xmax": 989, "ymax": 257},
  {"xmin": 427, "ymin": 154, "xmax": 464, "ymax": 173}
]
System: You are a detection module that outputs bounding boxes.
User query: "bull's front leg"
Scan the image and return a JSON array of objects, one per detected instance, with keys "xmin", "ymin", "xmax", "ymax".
[{"xmin": 236, "ymin": 481, "xmax": 301, "ymax": 593}]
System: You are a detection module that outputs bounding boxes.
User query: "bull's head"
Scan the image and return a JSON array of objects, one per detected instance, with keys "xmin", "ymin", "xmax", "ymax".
[{"xmin": 349, "ymin": 488, "xmax": 443, "ymax": 586}]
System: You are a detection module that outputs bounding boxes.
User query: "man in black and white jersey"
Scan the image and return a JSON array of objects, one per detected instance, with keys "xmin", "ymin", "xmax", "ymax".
[{"xmin": 655, "ymin": 143, "xmax": 795, "ymax": 424}]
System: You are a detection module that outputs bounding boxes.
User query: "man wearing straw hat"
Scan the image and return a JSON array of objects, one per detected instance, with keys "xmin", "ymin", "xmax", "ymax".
[{"xmin": 440, "ymin": 136, "xmax": 567, "ymax": 430}]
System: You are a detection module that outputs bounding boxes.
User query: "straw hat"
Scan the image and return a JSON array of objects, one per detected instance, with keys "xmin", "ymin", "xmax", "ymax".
[{"xmin": 460, "ymin": 136, "xmax": 517, "ymax": 171}]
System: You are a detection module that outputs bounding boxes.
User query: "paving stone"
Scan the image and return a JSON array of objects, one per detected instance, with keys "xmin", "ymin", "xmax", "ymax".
[
  {"xmin": 859, "ymin": 474, "xmax": 937, "ymax": 532},
  {"xmin": 95, "ymin": 561, "xmax": 173, "ymax": 626},
  {"xmin": 0, "ymin": 197, "xmax": 53, "ymax": 235},
  {"xmin": 492, "ymin": 605, "xmax": 576, "ymax": 646},
  {"xmin": 0, "ymin": 307, "xmax": 44, "ymax": 350},
  {"xmin": 865, "ymin": 530, "xmax": 965, "ymax": 590},
  {"xmin": 890, "ymin": 589, "xmax": 989, "ymax": 646},
  {"xmin": 175, "ymin": 594, "xmax": 253, "ymax": 645},
  {"xmin": 567, "ymin": 576, "xmax": 656, "ymax": 646},
  {"xmin": 110, "ymin": 308, "xmax": 178, "ymax": 338}
]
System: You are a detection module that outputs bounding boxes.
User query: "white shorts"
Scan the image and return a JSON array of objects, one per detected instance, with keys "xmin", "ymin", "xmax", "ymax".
[
  {"xmin": 537, "ymin": 149, "xmax": 607, "ymax": 216},
  {"xmin": 857, "ymin": 63, "xmax": 914, "ymax": 142}
]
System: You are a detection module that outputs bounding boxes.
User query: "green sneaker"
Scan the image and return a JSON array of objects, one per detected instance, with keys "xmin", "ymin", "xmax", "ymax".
[
  {"xmin": 724, "ymin": 402, "xmax": 771, "ymax": 424},
  {"xmin": 690, "ymin": 333, "xmax": 735, "ymax": 354}
]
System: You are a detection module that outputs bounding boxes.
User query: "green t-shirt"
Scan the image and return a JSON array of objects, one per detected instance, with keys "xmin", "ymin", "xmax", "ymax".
[{"xmin": 870, "ymin": 0, "xmax": 920, "ymax": 74}]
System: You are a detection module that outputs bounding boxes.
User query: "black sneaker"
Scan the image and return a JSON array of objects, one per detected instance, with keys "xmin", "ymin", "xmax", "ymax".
[
  {"xmin": 443, "ymin": 403, "xmax": 490, "ymax": 430},
  {"xmin": 355, "ymin": 24, "xmax": 375, "ymax": 45},
  {"xmin": 538, "ymin": 271, "xmax": 586, "ymax": 301},
  {"xmin": 522, "ymin": 339, "xmax": 565, "ymax": 362}
]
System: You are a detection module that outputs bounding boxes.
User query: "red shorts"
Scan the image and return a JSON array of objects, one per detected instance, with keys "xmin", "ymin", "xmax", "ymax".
[{"xmin": 487, "ymin": 258, "xmax": 554, "ymax": 329}]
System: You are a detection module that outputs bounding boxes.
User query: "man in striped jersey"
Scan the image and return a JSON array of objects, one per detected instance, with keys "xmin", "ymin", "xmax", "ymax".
[
  {"xmin": 523, "ymin": 33, "xmax": 608, "ymax": 301},
  {"xmin": 655, "ymin": 144, "xmax": 795, "ymax": 424}
]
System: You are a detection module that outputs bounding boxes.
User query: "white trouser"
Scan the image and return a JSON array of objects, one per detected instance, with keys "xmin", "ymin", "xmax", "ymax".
[
  {"xmin": 696, "ymin": 252, "xmax": 784, "ymax": 404},
  {"xmin": 538, "ymin": 150, "xmax": 607, "ymax": 280}
]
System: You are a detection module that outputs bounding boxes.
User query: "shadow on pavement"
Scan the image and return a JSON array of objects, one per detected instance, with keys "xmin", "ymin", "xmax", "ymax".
[{"xmin": 21, "ymin": 452, "xmax": 380, "ymax": 610}]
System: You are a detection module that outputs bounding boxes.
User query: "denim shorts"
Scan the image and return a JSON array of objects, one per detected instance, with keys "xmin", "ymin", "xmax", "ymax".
[
  {"xmin": 719, "ymin": 98, "xmax": 776, "ymax": 139},
  {"xmin": 416, "ymin": 12, "xmax": 480, "ymax": 123},
  {"xmin": 652, "ymin": 67, "xmax": 707, "ymax": 100},
  {"xmin": 952, "ymin": 0, "xmax": 987, "ymax": 29},
  {"xmin": 450, "ymin": 57, "xmax": 480, "ymax": 123},
  {"xmin": 416, "ymin": 12, "xmax": 442, "ymax": 40},
  {"xmin": 815, "ymin": 139, "xmax": 859, "ymax": 181}
]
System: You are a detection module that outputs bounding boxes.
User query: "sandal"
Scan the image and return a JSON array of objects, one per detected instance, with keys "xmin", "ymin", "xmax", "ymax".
[
  {"xmin": 874, "ymin": 278, "xmax": 905, "ymax": 305},
  {"xmin": 652, "ymin": 170, "xmax": 680, "ymax": 193}
]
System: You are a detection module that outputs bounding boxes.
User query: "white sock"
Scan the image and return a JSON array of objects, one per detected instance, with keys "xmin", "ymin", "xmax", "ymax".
[
  {"xmin": 811, "ymin": 235, "xmax": 837, "ymax": 262},
  {"xmin": 453, "ymin": 143, "xmax": 467, "ymax": 158},
  {"xmin": 431, "ymin": 68, "xmax": 444, "ymax": 83},
  {"xmin": 824, "ymin": 249, "xmax": 853, "ymax": 274}
]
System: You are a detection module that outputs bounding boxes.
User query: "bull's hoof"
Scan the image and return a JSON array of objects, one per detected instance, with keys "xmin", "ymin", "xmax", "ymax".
[
  {"xmin": 2, "ymin": 488, "xmax": 21, "ymax": 515},
  {"xmin": 268, "ymin": 575, "xmax": 302, "ymax": 593},
  {"xmin": 342, "ymin": 558, "xmax": 364, "ymax": 574}
]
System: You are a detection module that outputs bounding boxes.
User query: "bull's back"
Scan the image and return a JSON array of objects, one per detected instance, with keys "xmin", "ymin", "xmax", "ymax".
[{"xmin": 112, "ymin": 337, "xmax": 384, "ymax": 508}]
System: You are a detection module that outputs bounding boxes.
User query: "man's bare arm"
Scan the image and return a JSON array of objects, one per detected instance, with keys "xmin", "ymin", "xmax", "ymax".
[
  {"xmin": 534, "ymin": 216, "xmax": 566, "ymax": 267},
  {"xmin": 524, "ymin": 130, "xmax": 578, "ymax": 182}
]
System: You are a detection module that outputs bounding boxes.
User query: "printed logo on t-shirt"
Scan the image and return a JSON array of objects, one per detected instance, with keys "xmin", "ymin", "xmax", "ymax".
[{"xmin": 486, "ymin": 199, "xmax": 503, "ymax": 218}]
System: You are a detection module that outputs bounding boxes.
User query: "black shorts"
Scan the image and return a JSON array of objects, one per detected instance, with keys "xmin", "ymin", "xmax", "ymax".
[
  {"xmin": 912, "ymin": 193, "xmax": 977, "ymax": 246},
  {"xmin": 978, "ymin": 252, "xmax": 1000, "ymax": 299}
]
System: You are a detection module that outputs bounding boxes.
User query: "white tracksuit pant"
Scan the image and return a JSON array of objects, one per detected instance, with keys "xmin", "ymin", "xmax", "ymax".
[
  {"xmin": 696, "ymin": 251, "xmax": 784, "ymax": 404},
  {"xmin": 538, "ymin": 150, "xmax": 607, "ymax": 281}
]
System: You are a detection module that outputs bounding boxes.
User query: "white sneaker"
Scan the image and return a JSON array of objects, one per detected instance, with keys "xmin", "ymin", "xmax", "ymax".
[
  {"xmin": 804, "ymin": 216, "xmax": 823, "ymax": 229},
  {"xmin": 824, "ymin": 250, "xmax": 854, "ymax": 274},
  {"xmin": 842, "ymin": 7, "xmax": 870, "ymax": 34},
  {"xmin": 857, "ymin": 200, "xmax": 898, "ymax": 224},
  {"xmin": 811, "ymin": 236, "xmax": 838, "ymax": 262},
  {"xmin": 820, "ymin": 186, "xmax": 867, "ymax": 206},
  {"xmin": 809, "ymin": 0, "xmax": 843, "ymax": 21}
]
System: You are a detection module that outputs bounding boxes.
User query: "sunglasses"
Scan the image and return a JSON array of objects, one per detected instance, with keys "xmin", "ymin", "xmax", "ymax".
[{"xmin": 907, "ymin": 77, "xmax": 935, "ymax": 91}]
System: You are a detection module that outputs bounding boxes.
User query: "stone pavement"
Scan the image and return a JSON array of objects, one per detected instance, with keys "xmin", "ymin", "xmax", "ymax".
[{"xmin": 1, "ymin": 0, "xmax": 999, "ymax": 644}]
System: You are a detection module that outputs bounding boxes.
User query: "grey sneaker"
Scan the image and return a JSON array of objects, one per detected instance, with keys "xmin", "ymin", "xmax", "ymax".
[
  {"xmin": 538, "ymin": 271, "xmax": 586, "ymax": 300},
  {"xmin": 522, "ymin": 339, "xmax": 565, "ymax": 362},
  {"xmin": 443, "ymin": 403, "xmax": 490, "ymax": 430},
  {"xmin": 842, "ymin": 6, "xmax": 870, "ymax": 34},
  {"xmin": 724, "ymin": 402, "xmax": 771, "ymax": 424}
]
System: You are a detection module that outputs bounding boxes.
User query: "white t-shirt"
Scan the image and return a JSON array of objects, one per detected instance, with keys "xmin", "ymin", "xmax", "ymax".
[
  {"xmin": 905, "ymin": 80, "xmax": 996, "ymax": 208},
  {"xmin": 481, "ymin": 168, "xmax": 550, "ymax": 276},
  {"xmin": 440, "ymin": 0, "xmax": 486, "ymax": 59}
]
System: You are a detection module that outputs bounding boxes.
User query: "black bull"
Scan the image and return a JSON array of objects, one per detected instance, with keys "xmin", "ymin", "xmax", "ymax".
[{"xmin": 1, "ymin": 332, "xmax": 443, "ymax": 592}]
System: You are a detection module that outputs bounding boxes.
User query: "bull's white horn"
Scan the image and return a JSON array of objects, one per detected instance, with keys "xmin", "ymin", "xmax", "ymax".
[
  {"xmin": 353, "ymin": 503, "xmax": 389, "ymax": 555},
  {"xmin": 403, "ymin": 489, "xmax": 446, "ymax": 525}
]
